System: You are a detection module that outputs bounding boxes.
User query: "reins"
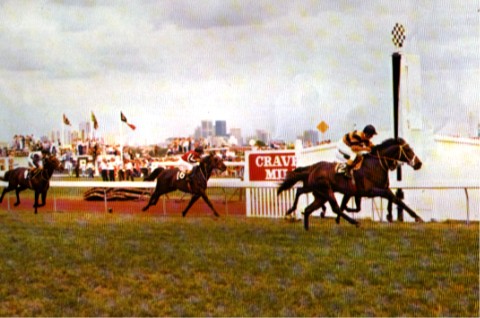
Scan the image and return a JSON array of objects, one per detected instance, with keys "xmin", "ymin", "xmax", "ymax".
[{"xmin": 370, "ymin": 143, "xmax": 415, "ymax": 172}]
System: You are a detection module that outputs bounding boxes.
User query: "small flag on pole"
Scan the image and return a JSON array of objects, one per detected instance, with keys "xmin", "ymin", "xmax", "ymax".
[
  {"xmin": 63, "ymin": 114, "xmax": 71, "ymax": 126},
  {"xmin": 91, "ymin": 112, "xmax": 98, "ymax": 130},
  {"xmin": 121, "ymin": 111, "xmax": 136, "ymax": 130}
]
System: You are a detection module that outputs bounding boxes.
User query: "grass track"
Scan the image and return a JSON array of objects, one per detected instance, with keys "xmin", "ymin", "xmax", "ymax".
[{"xmin": 0, "ymin": 210, "xmax": 478, "ymax": 316}]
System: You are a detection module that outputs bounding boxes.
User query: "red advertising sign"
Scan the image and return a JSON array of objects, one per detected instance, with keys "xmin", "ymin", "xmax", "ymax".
[{"xmin": 248, "ymin": 151, "xmax": 297, "ymax": 181}]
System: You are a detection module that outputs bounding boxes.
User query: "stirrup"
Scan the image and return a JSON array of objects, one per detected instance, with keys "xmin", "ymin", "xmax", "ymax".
[{"xmin": 343, "ymin": 169, "xmax": 351, "ymax": 178}]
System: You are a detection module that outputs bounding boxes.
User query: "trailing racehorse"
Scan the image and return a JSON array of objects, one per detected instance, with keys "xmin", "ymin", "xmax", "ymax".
[
  {"xmin": 285, "ymin": 138, "xmax": 422, "ymax": 229},
  {"xmin": 142, "ymin": 153, "xmax": 227, "ymax": 217},
  {"xmin": 0, "ymin": 155, "xmax": 62, "ymax": 214}
]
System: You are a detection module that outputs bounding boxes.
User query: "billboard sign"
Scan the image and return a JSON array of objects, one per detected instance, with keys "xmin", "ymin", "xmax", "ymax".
[{"xmin": 247, "ymin": 151, "xmax": 296, "ymax": 181}]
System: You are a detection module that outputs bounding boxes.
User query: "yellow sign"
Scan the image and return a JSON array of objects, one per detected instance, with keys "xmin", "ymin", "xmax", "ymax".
[{"xmin": 317, "ymin": 121, "xmax": 329, "ymax": 133}]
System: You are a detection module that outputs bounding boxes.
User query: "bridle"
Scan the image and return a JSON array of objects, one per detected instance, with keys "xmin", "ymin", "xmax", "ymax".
[{"xmin": 373, "ymin": 142, "xmax": 417, "ymax": 172}]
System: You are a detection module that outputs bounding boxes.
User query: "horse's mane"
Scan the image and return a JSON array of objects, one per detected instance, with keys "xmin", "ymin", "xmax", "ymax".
[{"xmin": 371, "ymin": 138, "xmax": 405, "ymax": 153}]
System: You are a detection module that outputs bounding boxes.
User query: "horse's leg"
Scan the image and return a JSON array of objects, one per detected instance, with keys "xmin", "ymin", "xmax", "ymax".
[
  {"xmin": 303, "ymin": 194, "xmax": 327, "ymax": 230},
  {"xmin": 198, "ymin": 192, "xmax": 221, "ymax": 217},
  {"xmin": 326, "ymin": 190, "xmax": 359, "ymax": 227},
  {"xmin": 386, "ymin": 199, "xmax": 393, "ymax": 222},
  {"xmin": 142, "ymin": 187, "xmax": 161, "ymax": 212},
  {"xmin": 384, "ymin": 189, "xmax": 423, "ymax": 222},
  {"xmin": 344, "ymin": 196, "xmax": 362, "ymax": 213},
  {"xmin": 311, "ymin": 190, "xmax": 328, "ymax": 218},
  {"xmin": 336, "ymin": 195, "xmax": 361, "ymax": 224},
  {"xmin": 37, "ymin": 189, "xmax": 48, "ymax": 208},
  {"xmin": 151, "ymin": 187, "xmax": 166, "ymax": 206},
  {"xmin": 285, "ymin": 188, "xmax": 305, "ymax": 216},
  {"xmin": 33, "ymin": 191, "xmax": 40, "ymax": 214},
  {"xmin": 320, "ymin": 203, "xmax": 327, "ymax": 218},
  {"xmin": 14, "ymin": 187, "xmax": 25, "ymax": 206},
  {"xmin": 181, "ymin": 194, "xmax": 201, "ymax": 217}
]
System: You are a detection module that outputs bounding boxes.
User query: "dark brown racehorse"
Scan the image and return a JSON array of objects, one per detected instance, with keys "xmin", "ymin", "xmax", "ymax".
[
  {"xmin": 0, "ymin": 155, "xmax": 62, "ymax": 214},
  {"xmin": 278, "ymin": 165, "xmax": 360, "ymax": 218},
  {"xmin": 278, "ymin": 164, "xmax": 392, "ymax": 222},
  {"xmin": 142, "ymin": 153, "xmax": 227, "ymax": 217},
  {"xmin": 285, "ymin": 138, "xmax": 422, "ymax": 229}
]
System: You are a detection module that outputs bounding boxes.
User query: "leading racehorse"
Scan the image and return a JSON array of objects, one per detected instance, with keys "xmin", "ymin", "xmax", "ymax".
[
  {"xmin": 0, "ymin": 155, "xmax": 62, "ymax": 214},
  {"xmin": 281, "ymin": 138, "xmax": 422, "ymax": 229},
  {"xmin": 142, "ymin": 153, "xmax": 227, "ymax": 217}
]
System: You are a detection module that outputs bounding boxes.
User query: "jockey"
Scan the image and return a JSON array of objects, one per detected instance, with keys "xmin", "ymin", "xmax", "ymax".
[
  {"xmin": 27, "ymin": 152, "xmax": 43, "ymax": 180},
  {"xmin": 336, "ymin": 124, "xmax": 377, "ymax": 178},
  {"xmin": 178, "ymin": 146, "xmax": 204, "ymax": 181}
]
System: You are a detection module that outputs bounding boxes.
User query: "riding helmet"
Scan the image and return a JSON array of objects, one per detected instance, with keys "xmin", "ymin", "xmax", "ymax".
[
  {"xmin": 195, "ymin": 146, "xmax": 204, "ymax": 154},
  {"xmin": 363, "ymin": 125, "xmax": 377, "ymax": 136}
]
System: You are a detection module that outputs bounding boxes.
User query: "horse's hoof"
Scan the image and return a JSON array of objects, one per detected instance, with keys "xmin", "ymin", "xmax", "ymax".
[
  {"xmin": 214, "ymin": 213, "xmax": 220, "ymax": 218},
  {"xmin": 415, "ymin": 217, "xmax": 424, "ymax": 223},
  {"xmin": 355, "ymin": 222, "xmax": 361, "ymax": 228},
  {"xmin": 14, "ymin": 202, "xmax": 20, "ymax": 207},
  {"xmin": 335, "ymin": 218, "xmax": 340, "ymax": 225}
]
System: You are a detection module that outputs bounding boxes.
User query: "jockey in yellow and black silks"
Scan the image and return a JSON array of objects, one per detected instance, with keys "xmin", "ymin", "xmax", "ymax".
[{"xmin": 336, "ymin": 125, "xmax": 377, "ymax": 178}]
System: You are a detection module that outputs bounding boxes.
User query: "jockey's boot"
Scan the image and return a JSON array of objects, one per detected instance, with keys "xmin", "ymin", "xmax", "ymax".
[
  {"xmin": 344, "ymin": 160, "xmax": 354, "ymax": 178},
  {"xmin": 185, "ymin": 170, "xmax": 194, "ymax": 183},
  {"xmin": 344, "ymin": 156, "xmax": 363, "ymax": 179},
  {"xmin": 27, "ymin": 168, "xmax": 38, "ymax": 180}
]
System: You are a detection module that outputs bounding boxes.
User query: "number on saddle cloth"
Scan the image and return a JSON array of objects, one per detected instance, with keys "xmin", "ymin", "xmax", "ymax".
[
  {"xmin": 176, "ymin": 171, "xmax": 186, "ymax": 180},
  {"xmin": 335, "ymin": 162, "xmax": 347, "ymax": 174}
]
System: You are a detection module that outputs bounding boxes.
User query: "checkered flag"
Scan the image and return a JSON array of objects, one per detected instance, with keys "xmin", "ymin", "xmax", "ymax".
[{"xmin": 391, "ymin": 23, "xmax": 406, "ymax": 48}]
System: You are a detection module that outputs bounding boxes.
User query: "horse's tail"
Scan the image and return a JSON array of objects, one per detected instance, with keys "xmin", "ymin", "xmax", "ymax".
[
  {"xmin": 0, "ymin": 170, "xmax": 9, "ymax": 182},
  {"xmin": 277, "ymin": 166, "xmax": 311, "ymax": 195},
  {"xmin": 143, "ymin": 167, "xmax": 165, "ymax": 181}
]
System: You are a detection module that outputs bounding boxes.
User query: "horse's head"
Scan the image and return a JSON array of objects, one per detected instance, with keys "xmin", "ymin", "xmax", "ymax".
[
  {"xmin": 372, "ymin": 138, "xmax": 422, "ymax": 170},
  {"xmin": 44, "ymin": 155, "xmax": 63, "ymax": 172},
  {"xmin": 211, "ymin": 153, "xmax": 227, "ymax": 173},
  {"xmin": 201, "ymin": 153, "xmax": 227, "ymax": 173},
  {"xmin": 398, "ymin": 140, "xmax": 422, "ymax": 170}
]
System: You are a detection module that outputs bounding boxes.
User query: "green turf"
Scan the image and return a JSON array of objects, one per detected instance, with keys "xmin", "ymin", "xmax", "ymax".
[{"xmin": 0, "ymin": 211, "xmax": 477, "ymax": 316}]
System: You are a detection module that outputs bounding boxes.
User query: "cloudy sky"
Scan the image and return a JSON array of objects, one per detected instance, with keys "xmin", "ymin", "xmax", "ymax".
[{"xmin": 0, "ymin": 0, "xmax": 478, "ymax": 145}]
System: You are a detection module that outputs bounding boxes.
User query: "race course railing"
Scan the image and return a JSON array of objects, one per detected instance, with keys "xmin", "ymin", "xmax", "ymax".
[{"xmin": 0, "ymin": 179, "xmax": 478, "ymax": 224}]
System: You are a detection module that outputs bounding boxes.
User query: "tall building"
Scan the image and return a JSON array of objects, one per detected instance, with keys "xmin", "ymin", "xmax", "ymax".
[
  {"xmin": 215, "ymin": 120, "xmax": 227, "ymax": 136},
  {"xmin": 201, "ymin": 120, "xmax": 214, "ymax": 138},
  {"xmin": 303, "ymin": 130, "xmax": 319, "ymax": 145},
  {"xmin": 256, "ymin": 129, "xmax": 269, "ymax": 144},
  {"xmin": 229, "ymin": 128, "xmax": 243, "ymax": 146}
]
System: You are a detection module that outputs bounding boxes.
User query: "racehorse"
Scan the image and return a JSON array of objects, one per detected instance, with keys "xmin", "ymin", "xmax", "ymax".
[
  {"xmin": 0, "ymin": 155, "xmax": 62, "ymax": 214},
  {"xmin": 277, "ymin": 165, "xmax": 361, "ymax": 218},
  {"xmin": 142, "ymin": 153, "xmax": 227, "ymax": 217},
  {"xmin": 284, "ymin": 138, "xmax": 422, "ymax": 229}
]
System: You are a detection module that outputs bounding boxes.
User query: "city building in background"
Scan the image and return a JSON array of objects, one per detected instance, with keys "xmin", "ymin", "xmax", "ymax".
[
  {"xmin": 303, "ymin": 130, "xmax": 319, "ymax": 146},
  {"xmin": 215, "ymin": 120, "xmax": 227, "ymax": 137}
]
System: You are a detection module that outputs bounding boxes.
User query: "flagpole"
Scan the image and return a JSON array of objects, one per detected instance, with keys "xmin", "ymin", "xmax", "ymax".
[
  {"xmin": 120, "ymin": 117, "xmax": 124, "ymax": 162},
  {"xmin": 90, "ymin": 111, "xmax": 94, "ymax": 141}
]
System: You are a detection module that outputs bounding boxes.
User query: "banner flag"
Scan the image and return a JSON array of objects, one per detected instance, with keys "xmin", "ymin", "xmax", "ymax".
[
  {"xmin": 63, "ymin": 114, "xmax": 71, "ymax": 126},
  {"xmin": 91, "ymin": 112, "xmax": 98, "ymax": 130},
  {"xmin": 121, "ymin": 111, "xmax": 136, "ymax": 130}
]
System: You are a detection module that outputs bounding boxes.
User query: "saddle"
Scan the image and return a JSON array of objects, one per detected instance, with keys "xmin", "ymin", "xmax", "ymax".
[
  {"xmin": 26, "ymin": 168, "xmax": 42, "ymax": 180},
  {"xmin": 335, "ymin": 156, "xmax": 364, "ymax": 182}
]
